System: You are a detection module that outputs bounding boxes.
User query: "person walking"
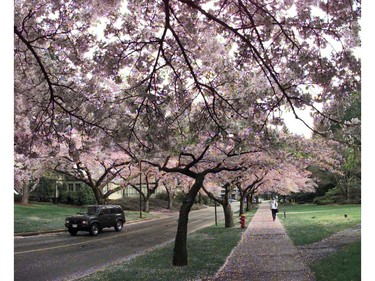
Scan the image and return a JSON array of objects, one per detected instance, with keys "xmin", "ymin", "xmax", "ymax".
[{"xmin": 270, "ymin": 198, "xmax": 279, "ymax": 221}]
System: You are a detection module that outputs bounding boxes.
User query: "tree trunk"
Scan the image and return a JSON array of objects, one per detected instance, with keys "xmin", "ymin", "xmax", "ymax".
[
  {"xmin": 239, "ymin": 193, "xmax": 245, "ymax": 215},
  {"xmin": 168, "ymin": 197, "xmax": 174, "ymax": 210},
  {"xmin": 246, "ymin": 193, "xmax": 253, "ymax": 211},
  {"xmin": 165, "ymin": 187, "xmax": 172, "ymax": 209},
  {"xmin": 220, "ymin": 187, "xmax": 234, "ymax": 228},
  {"xmin": 21, "ymin": 181, "xmax": 29, "ymax": 204},
  {"xmin": 173, "ymin": 176, "xmax": 203, "ymax": 266},
  {"xmin": 92, "ymin": 186, "xmax": 104, "ymax": 205},
  {"xmin": 223, "ymin": 202, "xmax": 234, "ymax": 228},
  {"xmin": 346, "ymin": 176, "xmax": 352, "ymax": 200},
  {"xmin": 143, "ymin": 199, "xmax": 150, "ymax": 212}
]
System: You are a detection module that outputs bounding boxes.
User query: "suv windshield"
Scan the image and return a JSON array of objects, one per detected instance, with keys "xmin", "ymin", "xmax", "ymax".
[{"xmin": 77, "ymin": 206, "xmax": 99, "ymax": 215}]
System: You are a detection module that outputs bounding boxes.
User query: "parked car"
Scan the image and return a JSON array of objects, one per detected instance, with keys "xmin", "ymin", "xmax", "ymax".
[{"xmin": 65, "ymin": 205, "xmax": 126, "ymax": 236}]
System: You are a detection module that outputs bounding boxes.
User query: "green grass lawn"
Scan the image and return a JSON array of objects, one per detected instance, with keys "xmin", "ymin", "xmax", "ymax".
[
  {"xmin": 14, "ymin": 203, "xmax": 159, "ymax": 233},
  {"xmin": 311, "ymin": 240, "xmax": 361, "ymax": 281},
  {"xmin": 14, "ymin": 203, "xmax": 81, "ymax": 233},
  {"xmin": 78, "ymin": 223, "xmax": 246, "ymax": 281},
  {"xmin": 279, "ymin": 203, "xmax": 361, "ymax": 245},
  {"xmin": 279, "ymin": 203, "xmax": 361, "ymax": 281}
]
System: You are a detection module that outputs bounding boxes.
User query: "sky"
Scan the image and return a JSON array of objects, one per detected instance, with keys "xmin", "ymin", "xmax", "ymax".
[{"xmin": 283, "ymin": 107, "xmax": 315, "ymax": 138}]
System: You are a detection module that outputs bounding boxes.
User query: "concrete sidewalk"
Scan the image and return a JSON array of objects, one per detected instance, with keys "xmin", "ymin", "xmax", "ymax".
[{"xmin": 213, "ymin": 203, "xmax": 315, "ymax": 281}]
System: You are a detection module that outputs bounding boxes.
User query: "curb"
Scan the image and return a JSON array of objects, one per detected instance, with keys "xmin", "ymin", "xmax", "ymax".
[{"xmin": 14, "ymin": 229, "xmax": 67, "ymax": 237}]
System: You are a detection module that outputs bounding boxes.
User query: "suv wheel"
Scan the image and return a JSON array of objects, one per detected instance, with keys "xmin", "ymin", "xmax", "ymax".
[
  {"xmin": 115, "ymin": 220, "xmax": 123, "ymax": 231},
  {"xmin": 68, "ymin": 228, "xmax": 78, "ymax": 236},
  {"xmin": 90, "ymin": 223, "xmax": 99, "ymax": 236}
]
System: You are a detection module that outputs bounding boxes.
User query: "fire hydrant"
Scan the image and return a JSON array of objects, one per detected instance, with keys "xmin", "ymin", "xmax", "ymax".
[{"xmin": 240, "ymin": 214, "xmax": 246, "ymax": 229}]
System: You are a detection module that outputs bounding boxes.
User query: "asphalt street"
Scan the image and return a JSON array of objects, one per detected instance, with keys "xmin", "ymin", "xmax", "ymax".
[{"xmin": 14, "ymin": 204, "xmax": 238, "ymax": 281}]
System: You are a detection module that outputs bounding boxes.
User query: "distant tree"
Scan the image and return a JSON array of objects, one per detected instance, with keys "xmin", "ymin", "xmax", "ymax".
[
  {"xmin": 202, "ymin": 180, "xmax": 236, "ymax": 228},
  {"xmin": 161, "ymin": 173, "xmax": 190, "ymax": 210},
  {"xmin": 313, "ymin": 91, "xmax": 361, "ymax": 200},
  {"xmin": 52, "ymin": 130, "xmax": 134, "ymax": 204},
  {"xmin": 126, "ymin": 164, "xmax": 161, "ymax": 212}
]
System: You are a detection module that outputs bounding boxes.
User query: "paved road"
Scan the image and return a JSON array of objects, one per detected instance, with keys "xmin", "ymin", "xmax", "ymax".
[{"xmin": 15, "ymin": 204, "xmax": 238, "ymax": 281}]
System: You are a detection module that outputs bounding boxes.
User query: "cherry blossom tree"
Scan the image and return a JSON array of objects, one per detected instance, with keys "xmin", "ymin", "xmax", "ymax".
[
  {"xmin": 161, "ymin": 173, "xmax": 192, "ymax": 210},
  {"xmin": 258, "ymin": 165, "xmax": 317, "ymax": 196},
  {"xmin": 14, "ymin": 155, "xmax": 50, "ymax": 204},
  {"xmin": 14, "ymin": 99, "xmax": 57, "ymax": 204},
  {"xmin": 147, "ymin": 138, "xmax": 248, "ymax": 266},
  {"xmin": 52, "ymin": 129, "xmax": 134, "ymax": 205},
  {"xmin": 126, "ymin": 164, "xmax": 162, "ymax": 212},
  {"xmin": 236, "ymin": 170, "xmax": 268, "ymax": 214},
  {"xmin": 14, "ymin": 0, "xmax": 361, "ymax": 268},
  {"xmin": 15, "ymin": 0, "xmax": 360, "ymax": 146},
  {"xmin": 202, "ymin": 179, "xmax": 237, "ymax": 228}
]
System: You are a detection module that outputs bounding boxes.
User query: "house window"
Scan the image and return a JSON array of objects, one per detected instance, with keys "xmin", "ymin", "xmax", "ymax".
[
  {"xmin": 68, "ymin": 183, "xmax": 74, "ymax": 191},
  {"xmin": 75, "ymin": 183, "xmax": 81, "ymax": 190}
]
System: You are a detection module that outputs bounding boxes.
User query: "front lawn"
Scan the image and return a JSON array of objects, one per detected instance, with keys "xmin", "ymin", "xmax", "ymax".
[
  {"xmin": 279, "ymin": 203, "xmax": 361, "ymax": 245},
  {"xmin": 279, "ymin": 203, "xmax": 361, "ymax": 281},
  {"xmin": 14, "ymin": 203, "xmax": 81, "ymax": 233},
  {"xmin": 311, "ymin": 240, "xmax": 361, "ymax": 281}
]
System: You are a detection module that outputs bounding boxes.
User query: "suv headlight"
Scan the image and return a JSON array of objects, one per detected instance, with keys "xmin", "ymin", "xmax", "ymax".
[
  {"xmin": 82, "ymin": 220, "xmax": 88, "ymax": 225},
  {"xmin": 66, "ymin": 220, "xmax": 70, "ymax": 224}
]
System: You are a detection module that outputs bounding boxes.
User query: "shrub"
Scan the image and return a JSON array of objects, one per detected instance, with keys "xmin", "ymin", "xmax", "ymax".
[
  {"xmin": 111, "ymin": 197, "xmax": 181, "ymax": 212},
  {"xmin": 202, "ymin": 195, "xmax": 211, "ymax": 205},
  {"xmin": 110, "ymin": 199, "xmax": 130, "ymax": 210},
  {"xmin": 74, "ymin": 186, "xmax": 96, "ymax": 205},
  {"xmin": 31, "ymin": 177, "xmax": 57, "ymax": 202},
  {"xmin": 313, "ymin": 196, "xmax": 335, "ymax": 205},
  {"xmin": 59, "ymin": 190, "xmax": 72, "ymax": 204},
  {"xmin": 174, "ymin": 191, "xmax": 186, "ymax": 203},
  {"xmin": 155, "ymin": 192, "xmax": 169, "ymax": 201},
  {"xmin": 59, "ymin": 185, "xmax": 96, "ymax": 206},
  {"xmin": 290, "ymin": 192, "xmax": 315, "ymax": 203},
  {"xmin": 312, "ymin": 186, "xmax": 361, "ymax": 205}
]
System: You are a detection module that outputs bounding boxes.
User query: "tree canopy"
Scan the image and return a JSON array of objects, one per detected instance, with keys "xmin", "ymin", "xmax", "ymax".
[
  {"xmin": 14, "ymin": 0, "xmax": 361, "ymax": 266},
  {"xmin": 15, "ymin": 0, "xmax": 360, "ymax": 151}
]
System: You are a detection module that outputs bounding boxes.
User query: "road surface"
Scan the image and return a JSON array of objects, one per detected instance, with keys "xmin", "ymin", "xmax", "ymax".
[{"xmin": 14, "ymin": 204, "xmax": 238, "ymax": 281}]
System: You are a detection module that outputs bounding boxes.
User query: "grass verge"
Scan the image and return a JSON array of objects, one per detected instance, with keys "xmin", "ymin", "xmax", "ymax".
[
  {"xmin": 78, "ymin": 209, "xmax": 257, "ymax": 281},
  {"xmin": 14, "ymin": 204, "xmax": 81, "ymax": 233},
  {"xmin": 14, "ymin": 203, "xmax": 159, "ymax": 233},
  {"xmin": 279, "ymin": 203, "xmax": 361, "ymax": 245},
  {"xmin": 310, "ymin": 240, "xmax": 361, "ymax": 281}
]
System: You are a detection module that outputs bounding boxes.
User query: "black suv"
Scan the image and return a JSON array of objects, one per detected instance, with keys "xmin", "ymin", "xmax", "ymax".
[{"xmin": 65, "ymin": 205, "xmax": 126, "ymax": 236}]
